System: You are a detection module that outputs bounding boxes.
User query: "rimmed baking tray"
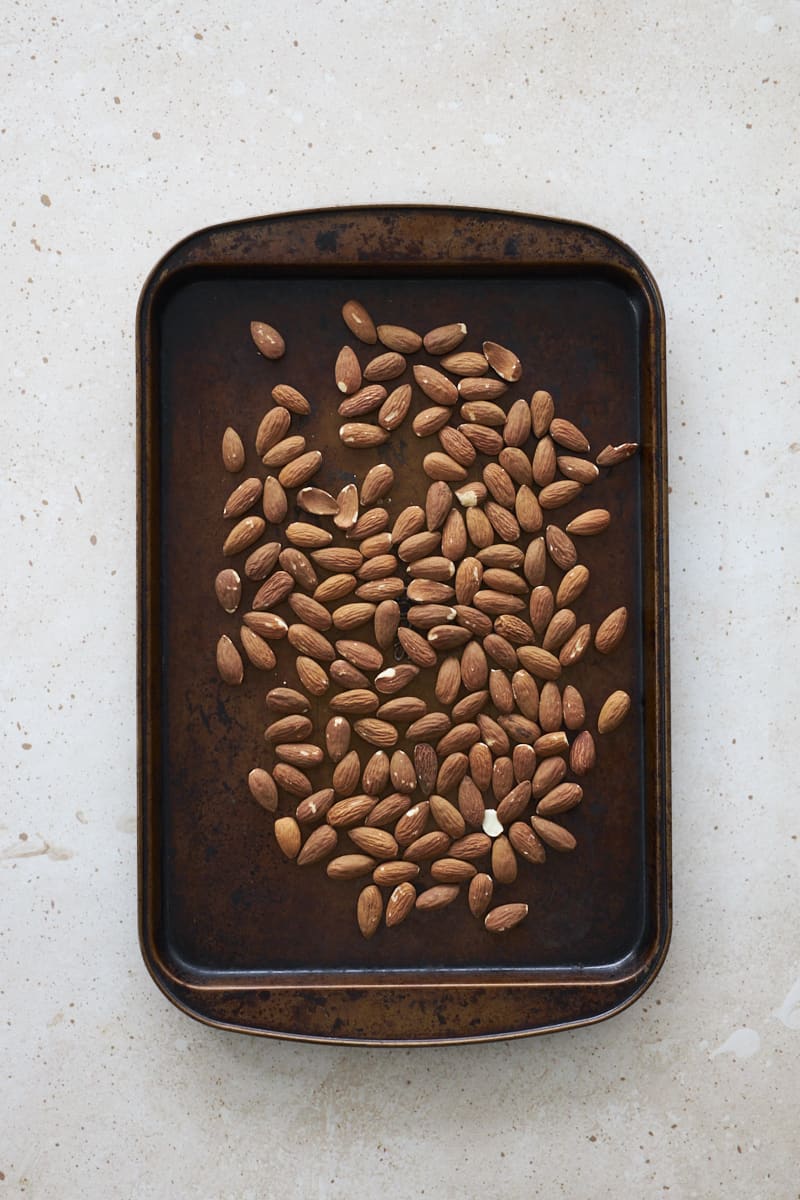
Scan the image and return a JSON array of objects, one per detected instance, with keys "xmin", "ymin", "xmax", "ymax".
[{"xmin": 137, "ymin": 205, "xmax": 670, "ymax": 1044}]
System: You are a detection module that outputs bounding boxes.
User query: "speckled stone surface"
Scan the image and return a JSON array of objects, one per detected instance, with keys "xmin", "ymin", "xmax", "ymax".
[{"xmin": 3, "ymin": 1, "xmax": 798, "ymax": 1196}]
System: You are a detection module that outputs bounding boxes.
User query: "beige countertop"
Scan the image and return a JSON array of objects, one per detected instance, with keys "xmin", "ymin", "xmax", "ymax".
[{"xmin": 3, "ymin": 1, "xmax": 798, "ymax": 1196}]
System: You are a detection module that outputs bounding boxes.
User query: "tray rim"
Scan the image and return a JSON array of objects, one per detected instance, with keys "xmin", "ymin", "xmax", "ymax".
[{"xmin": 137, "ymin": 203, "xmax": 671, "ymax": 1044}]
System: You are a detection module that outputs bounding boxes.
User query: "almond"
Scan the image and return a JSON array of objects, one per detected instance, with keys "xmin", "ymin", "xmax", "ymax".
[
  {"xmin": 595, "ymin": 606, "xmax": 628, "ymax": 654},
  {"xmin": 407, "ymin": 579, "xmax": 455, "ymax": 603},
  {"xmin": 398, "ymin": 530, "xmax": 442, "ymax": 563},
  {"xmin": 397, "ymin": 626, "xmax": 437, "ymax": 668},
  {"xmin": 377, "ymin": 323, "xmax": 422, "ymax": 352},
  {"xmin": 484, "ymin": 502, "xmax": 520, "ymax": 542},
  {"xmin": 222, "ymin": 426, "xmax": 245, "ymax": 472},
  {"xmin": 222, "ymin": 515, "xmax": 265, "ymax": 557},
  {"xmin": 255, "ymin": 406, "xmax": 292, "ymax": 456},
  {"xmin": 498, "ymin": 713, "xmax": 541, "ymax": 745},
  {"xmin": 297, "ymin": 486, "xmax": 340, "ymax": 516},
  {"xmin": 216, "ymin": 635, "xmax": 243, "ymax": 684},
  {"xmin": 262, "ymin": 435, "xmax": 306, "ymax": 469},
  {"xmin": 440, "ymin": 509, "xmax": 468, "ymax": 561},
  {"xmin": 499, "ymin": 446, "xmax": 533, "ymax": 485},
  {"xmin": 407, "ymin": 712, "xmax": 452, "ymax": 741},
  {"xmin": 449, "ymin": 832, "xmax": 491, "ymax": 861},
  {"xmin": 459, "ymin": 423, "xmax": 504, "ymax": 454},
  {"xmin": 408, "ymin": 556, "xmax": 455, "ymax": 583},
  {"xmin": 408, "ymin": 603, "xmax": 456, "ymax": 632},
  {"xmin": 240, "ymin": 626, "xmax": 277, "ymax": 670},
  {"xmin": 353, "ymin": 718, "xmax": 398, "ymax": 748},
  {"xmin": 468, "ymin": 873, "xmax": 494, "ymax": 918},
  {"xmin": 465, "ymin": 507, "xmax": 495, "ymax": 549},
  {"xmin": 539, "ymin": 479, "xmax": 583, "ymax": 510},
  {"xmin": 438, "ymin": 424, "xmax": 477, "ymax": 467},
  {"xmin": 424, "ymin": 480, "xmax": 453, "ymax": 532},
  {"xmin": 533, "ymin": 731, "xmax": 569, "ymax": 758},
  {"xmin": 423, "ymin": 322, "xmax": 467, "ymax": 355},
  {"xmin": 378, "ymin": 696, "xmax": 427, "ymax": 723},
  {"xmin": 385, "ymin": 881, "xmax": 417, "ymax": 926},
  {"xmin": 511, "ymin": 670, "xmax": 540, "ymax": 721},
  {"xmin": 532, "ymin": 435, "xmax": 557, "ymax": 486},
  {"xmin": 356, "ymin": 885, "xmax": 383, "ymax": 938},
  {"xmin": 327, "ymin": 854, "xmax": 377, "ymax": 880},
  {"xmin": 491, "ymin": 835, "xmax": 517, "ymax": 884},
  {"xmin": 532, "ymin": 756, "xmax": 567, "ymax": 798},
  {"xmin": 348, "ymin": 827, "xmax": 399, "ymax": 859},
  {"xmin": 557, "ymin": 455, "xmax": 599, "ymax": 484},
  {"xmin": 362, "ymin": 751, "xmax": 391, "ymax": 795},
  {"xmin": 356, "ymin": 578, "xmax": 405, "ymax": 602},
  {"xmin": 313, "ymin": 574, "xmax": 358, "ymax": 604},
  {"xmin": 264, "ymin": 713, "xmax": 313, "ymax": 743},
  {"xmin": 550, "ymin": 417, "xmax": 589, "ymax": 452},
  {"xmin": 433, "ymin": 654, "xmax": 461, "ymax": 705},
  {"xmin": 483, "ymin": 633, "xmax": 518, "ymax": 671},
  {"xmin": 296, "ymin": 825, "xmax": 338, "ymax": 866},
  {"xmin": 279, "ymin": 452, "xmax": 322, "ymax": 490},
  {"xmin": 339, "ymin": 422, "xmax": 390, "ymax": 447},
  {"xmin": 248, "ymin": 768, "xmax": 278, "ymax": 812},
  {"xmin": 336, "ymin": 384, "xmax": 387, "ymax": 420},
  {"xmin": 482, "ymin": 567, "xmax": 526, "ymax": 595},
  {"xmin": 373, "ymin": 600, "xmax": 402, "ymax": 650},
  {"xmin": 335, "ymin": 344, "xmax": 361, "ymax": 394},
  {"xmin": 493, "ymin": 614, "xmax": 534, "ymax": 645},
  {"xmin": 243, "ymin": 611, "xmax": 289, "ymax": 640},
  {"xmin": 349, "ymin": 508, "xmax": 391, "ymax": 540},
  {"xmin": 265, "ymin": 687, "xmax": 308, "ymax": 715},
  {"xmin": 416, "ymin": 884, "xmax": 460, "ymax": 911},
  {"xmin": 436, "ymin": 751, "xmax": 469, "ymax": 793},
  {"xmin": 566, "ymin": 508, "xmax": 611, "ymax": 536},
  {"xmin": 430, "ymin": 857, "xmax": 476, "ymax": 883},
  {"xmin": 545, "ymin": 524, "xmax": 577, "ymax": 571},
  {"xmin": 312, "ymin": 546, "xmax": 363, "ymax": 572},
  {"xmin": 441, "ymin": 350, "xmax": 488, "ymax": 376},
  {"xmin": 280, "ymin": 547, "xmax": 318, "ymax": 590},
  {"xmin": 335, "ymin": 639, "xmax": 383, "ymax": 672},
  {"xmin": 332, "ymin": 749, "xmax": 363, "ymax": 795},
  {"xmin": 412, "ymin": 405, "xmax": 452, "ymax": 437},
  {"xmin": 271, "ymin": 383, "xmax": 310, "ymax": 416},
  {"xmin": 330, "ymin": 483, "xmax": 358, "ymax": 531},
  {"xmin": 473, "ymin": 589, "xmax": 525, "ymax": 617},
  {"xmin": 403, "ymin": 831, "xmax": 451, "ymax": 862},
  {"xmin": 570, "ymin": 730, "xmax": 596, "ymax": 775},
  {"xmin": 413, "ymin": 364, "xmax": 458, "ymax": 406},
  {"xmin": 537, "ymin": 782, "xmax": 583, "ymax": 817},
  {"xmin": 261, "ymin": 476, "xmax": 288, "ymax": 523},
  {"xmin": 559, "ymin": 623, "xmax": 592, "ymax": 667},
  {"xmin": 523, "ymin": 537, "xmax": 547, "ymax": 587},
  {"xmin": 341, "ymin": 299, "xmax": 377, "ymax": 344},
  {"xmin": 598, "ymin": 689, "xmax": 631, "ymax": 734},
  {"xmin": 329, "ymin": 689, "xmax": 379, "ymax": 715},
  {"xmin": 516, "ymin": 646, "xmax": 562, "ymax": 680},
  {"xmin": 364, "ymin": 350, "xmax": 406, "ymax": 382},
  {"xmin": 508, "ymin": 822, "xmax": 546, "ymax": 864},
  {"xmin": 423, "ymin": 451, "xmax": 468, "ymax": 482},
  {"xmin": 373, "ymin": 860, "xmax": 420, "ymax": 886},
  {"xmin": 495, "ymin": 780, "xmax": 532, "ymax": 825},
  {"xmin": 543, "ymin": 608, "xmax": 577, "ymax": 653},
  {"xmin": 331, "ymin": 658, "xmax": 369, "ymax": 690},
  {"xmin": 394, "ymin": 802, "xmax": 430, "ymax": 846},
  {"xmin": 327, "ymin": 794, "xmax": 377, "ymax": 828},
  {"xmin": 437, "ymin": 722, "xmax": 481, "ymax": 756},
  {"xmin": 359, "ymin": 532, "xmax": 393, "ymax": 559},
  {"xmin": 537, "ymin": 680, "xmax": 562, "ymax": 732},
  {"xmin": 458, "ymin": 377, "xmax": 508, "ymax": 400},
  {"xmin": 356, "ymin": 553, "xmax": 398, "ymax": 582},
  {"xmin": 483, "ymin": 340, "xmax": 522, "ymax": 383},
  {"xmin": 484, "ymin": 903, "xmax": 528, "ymax": 933},
  {"xmin": 428, "ymin": 624, "xmax": 472, "ymax": 651},
  {"xmin": 411, "ymin": 743, "xmax": 437, "ymax": 798},
  {"xmin": 295, "ymin": 656, "xmax": 329, "ymax": 696},
  {"xmin": 529, "ymin": 586, "xmax": 554, "ymax": 634},
  {"xmin": 489, "ymin": 668, "xmax": 514, "ymax": 714},
  {"xmin": 332, "ymin": 601, "xmax": 377, "ymax": 631},
  {"xmin": 477, "ymin": 544, "xmax": 523, "ymax": 567},
  {"xmin": 460, "ymin": 640, "xmax": 488, "ymax": 689},
  {"xmin": 483, "ymin": 462, "xmax": 516, "ymax": 507},
  {"xmin": 429, "ymin": 794, "xmax": 466, "ymax": 839},
  {"xmin": 378, "ymin": 383, "xmax": 412, "ymax": 430},
  {"xmin": 531, "ymin": 816, "xmax": 576, "ymax": 852},
  {"xmin": 323, "ymin": 716, "xmax": 351, "ymax": 764},
  {"xmin": 561, "ymin": 685, "xmax": 585, "ymax": 731},
  {"xmin": 460, "ymin": 399, "xmax": 507, "ymax": 426},
  {"xmin": 530, "ymin": 389, "xmax": 554, "ymax": 436},
  {"xmin": 555, "ymin": 564, "xmax": 590, "ymax": 607},
  {"xmin": 596, "ymin": 442, "xmax": 638, "ymax": 467},
  {"xmin": 451, "ymin": 690, "xmax": 488, "ymax": 722},
  {"xmin": 457, "ymin": 775, "xmax": 486, "ymax": 828},
  {"xmin": 250, "ymin": 321, "xmax": 285, "ymax": 359},
  {"xmin": 215, "ymin": 568, "xmax": 241, "ymax": 614},
  {"xmin": 274, "ymin": 816, "xmax": 302, "ymax": 859}
]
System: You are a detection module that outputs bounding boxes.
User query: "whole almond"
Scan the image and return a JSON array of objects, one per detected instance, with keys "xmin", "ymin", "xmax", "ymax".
[
  {"xmin": 458, "ymin": 377, "xmax": 508, "ymax": 400},
  {"xmin": 598, "ymin": 689, "xmax": 631, "ymax": 734},
  {"xmin": 423, "ymin": 322, "xmax": 467, "ymax": 355},
  {"xmin": 223, "ymin": 516, "xmax": 265, "ymax": 557},
  {"xmin": 378, "ymin": 696, "xmax": 427, "ymax": 723},
  {"xmin": 272, "ymin": 383, "xmax": 310, "ymax": 416},
  {"xmin": 335, "ymin": 344, "xmax": 361, "ymax": 394},
  {"xmin": 313, "ymin": 574, "xmax": 358, "ymax": 604},
  {"xmin": 413, "ymin": 743, "xmax": 438, "ymax": 798},
  {"xmin": 511, "ymin": 670, "xmax": 540, "ymax": 721},
  {"xmin": 323, "ymin": 716, "xmax": 351, "ymax": 764},
  {"xmin": 349, "ymin": 508, "xmax": 391, "ymax": 540},
  {"xmin": 429, "ymin": 794, "xmax": 466, "ymax": 839},
  {"xmin": 498, "ymin": 713, "xmax": 541, "ymax": 745},
  {"xmin": 539, "ymin": 479, "xmax": 583, "ymax": 510},
  {"xmin": 407, "ymin": 579, "xmax": 455, "ymax": 603},
  {"xmin": 468, "ymin": 873, "xmax": 494, "ymax": 918},
  {"xmin": 362, "ymin": 750, "xmax": 391, "ymax": 795},
  {"xmin": 394, "ymin": 802, "xmax": 430, "ymax": 847},
  {"xmin": 484, "ymin": 502, "xmax": 520, "ymax": 542},
  {"xmin": 423, "ymin": 452, "xmax": 468, "ymax": 482},
  {"xmin": 460, "ymin": 425, "xmax": 505, "ymax": 457},
  {"xmin": 529, "ymin": 586, "xmax": 554, "ymax": 634},
  {"xmin": 532, "ymin": 755, "xmax": 567, "ymax": 798},
  {"xmin": 503, "ymin": 399, "xmax": 533, "ymax": 447},
  {"xmin": 559, "ymin": 623, "xmax": 592, "ymax": 667},
  {"xmin": 297, "ymin": 486, "xmax": 340, "ymax": 517},
  {"xmin": 432, "ymin": 655, "xmax": 460, "ymax": 706},
  {"xmin": 523, "ymin": 537, "xmax": 547, "ymax": 587},
  {"xmin": 454, "ymin": 557, "xmax": 482, "ymax": 606},
  {"xmin": 537, "ymin": 782, "xmax": 583, "ymax": 817},
  {"xmin": 262, "ymin": 435, "xmax": 306, "ymax": 469},
  {"xmin": 265, "ymin": 713, "xmax": 313, "ymax": 743},
  {"xmin": 493, "ymin": 615, "xmax": 534, "ymax": 645},
  {"xmin": 550, "ymin": 417, "xmax": 589, "ymax": 452},
  {"xmin": 348, "ymin": 827, "xmax": 399, "ymax": 859},
  {"xmin": 312, "ymin": 546, "xmax": 363, "ymax": 572},
  {"xmin": 483, "ymin": 633, "xmax": 519, "ymax": 671},
  {"xmin": 364, "ymin": 350, "xmax": 406, "ymax": 382},
  {"xmin": 483, "ymin": 462, "xmax": 516, "ymax": 508},
  {"xmin": 531, "ymin": 816, "xmax": 576, "ymax": 852},
  {"xmin": 255, "ymin": 406, "xmax": 292, "ymax": 456},
  {"xmin": 372, "ymin": 600, "xmax": 401, "ymax": 651},
  {"xmin": 557, "ymin": 455, "xmax": 599, "ymax": 484},
  {"xmin": 555, "ymin": 564, "xmax": 589, "ymax": 608},
  {"xmin": 431, "ymin": 858, "xmax": 476, "ymax": 884},
  {"xmin": 543, "ymin": 609, "xmax": 577, "ymax": 654},
  {"xmin": 428, "ymin": 624, "xmax": 472, "ymax": 652},
  {"xmin": 339, "ymin": 422, "xmax": 390, "ymax": 448},
  {"xmin": 413, "ymin": 364, "xmax": 458, "ymax": 406},
  {"xmin": 508, "ymin": 821, "xmax": 546, "ymax": 864},
  {"xmin": 286, "ymin": 624, "xmax": 335, "ymax": 662},
  {"xmin": 560, "ymin": 684, "xmax": 584, "ymax": 731},
  {"xmin": 516, "ymin": 646, "xmax": 562, "ymax": 681},
  {"xmin": 437, "ymin": 426, "xmax": 476, "ymax": 469},
  {"xmin": 436, "ymin": 752, "xmax": 469, "ymax": 793},
  {"xmin": 460, "ymin": 639, "xmax": 488, "ymax": 689},
  {"xmin": 489, "ymin": 668, "xmax": 514, "ymax": 714},
  {"xmin": 530, "ymin": 390, "xmax": 554, "ymax": 437},
  {"xmin": 483, "ymin": 340, "xmax": 522, "ymax": 382},
  {"xmin": 244, "ymin": 612, "xmax": 289, "ymax": 641},
  {"xmin": 378, "ymin": 383, "xmax": 413, "ymax": 430},
  {"xmin": 567, "ymin": 508, "xmax": 611, "ymax": 536},
  {"xmin": 477, "ymin": 544, "xmax": 524, "ymax": 567},
  {"xmin": 332, "ymin": 749, "xmax": 363, "ymax": 795},
  {"xmin": 468, "ymin": 744, "xmax": 491, "ymax": 793},
  {"xmin": 332, "ymin": 601, "xmax": 377, "ymax": 631},
  {"xmin": 499, "ymin": 446, "xmax": 533, "ymax": 485},
  {"xmin": 356, "ymin": 578, "xmax": 405, "ymax": 602},
  {"xmin": 407, "ymin": 712, "xmax": 451, "ymax": 741},
  {"xmin": 373, "ymin": 860, "xmax": 421, "ymax": 885},
  {"xmin": 359, "ymin": 532, "xmax": 393, "ymax": 559},
  {"xmin": 460, "ymin": 399, "xmax": 507, "ymax": 426},
  {"xmin": 449, "ymin": 832, "xmax": 491, "ymax": 861},
  {"xmin": 451, "ymin": 691, "xmax": 489, "ymax": 722},
  {"xmin": 514, "ymin": 485, "xmax": 542, "ymax": 533},
  {"xmin": 596, "ymin": 442, "xmax": 638, "ymax": 467},
  {"xmin": 240, "ymin": 626, "xmax": 276, "ymax": 670},
  {"xmin": 532, "ymin": 435, "xmax": 557, "ymax": 486},
  {"xmin": 327, "ymin": 854, "xmax": 377, "ymax": 880},
  {"xmin": 473, "ymin": 589, "xmax": 524, "ymax": 618},
  {"xmin": 357, "ymin": 885, "xmax": 383, "ymax": 938},
  {"xmin": 538, "ymin": 680, "xmax": 563, "ymax": 732},
  {"xmin": 545, "ymin": 524, "xmax": 577, "ymax": 571},
  {"xmin": 215, "ymin": 568, "xmax": 241, "ymax": 613},
  {"xmin": 216, "ymin": 635, "xmax": 243, "ymax": 684},
  {"xmin": 354, "ymin": 718, "xmax": 398, "ymax": 748},
  {"xmin": 329, "ymin": 689, "xmax": 379, "ymax": 715},
  {"xmin": 408, "ymin": 603, "xmax": 456, "ymax": 632},
  {"xmin": 341, "ymin": 299, "xmax": 377, "ymax": 344},
  {"xmin": 295, "ymin": 656, "xmax": 329, "ymax": 696},
  {"xmin": 437, "ymin": 723, "xmax": 481, "ymax": 757},
  {"xmin": 491, "ymin": 835, "xmax": 518, "ymax": 884},
  {"xmin": 261, "ymin": 476, "xmax": 288, "ymax": 523},
  {"xmin": 533, "ymin": 731, "xmax": 569, "ymax": 758},
  {"xmin": 385, "ymin": 881, "xmax": 417, "ymax": 927},
  {"xmin": 248, "ymin": 767, "xmax": 278, "ymax": 812},
  {"xmin": 297, "ymin": 825, "xmax": 338, "ymax": 866},
  {"xmin": 274, "ymin": 816, "xmax": 302, "ymax": 858},
  {"xmin": 457, "ymin": 775, "xmax": 485, "ymax": 828},
  {"xmin": 391, "ymin": 504, "xmax": 426, "ymax": 544},
  {"xmin": 223, "ymin": 477, "xmax": 262, "ymax": 521},
  {"xmin": 327, "ymin": 794, "xmax": 378, "ymax": 828},
  {"xmin": 482, "ymin": 567, "xmax": 526, "ymax": 595},
  {"xmin": 485, "ymin": 902, "xmax": 528, "ymax": 933},
  {"xmin": 441, "ymin": 350, "xmax": 488, "ymax": 376},
  {"xmin": 395, "ymin": 627, "xmax": 435, "ymax": 669},
  {"xmin": 595, "ymin": 606, "xmax": 628, "ymax": 654},
  {"xmin": 377, "ymin": 323, "xmax": 422, "ymax": 352},
  {"xmin": 333, "ymin": 639, "xmax": 382, "ymax": 672},
  {"xmin": 412, "ymin": 405, "xmax": 452, "ymax": 437},
  {"xmin": 422, "ymin": 481, "xmax": 452, "ymax": 533},
  {"xmin": 356, "ymin": 553, "xmax": 398, "ymax": 582},
  {"xmin": 570, "ymin": 730, "xmax": 596, "ymax": 775},
  {"xmin": 495, "ymin": 780, "xmax": 532, "ymax": 825},
  {"xmin": 403, "ymin": 831, "xmax": 452, "ymax": 862},
  {"xmin": 386, "ymin": 750, "xmax": 415, "ymax": 793},
  {"xmin": 398, "ymin": 530, "xmax": 442, "ymax": 563},
  {"xmin": 416, "ymin": 884, "xmax": 460, "ymax": 911},
  {"xmin": 279, "ymin": 452, "xmax": 322, "ymax": 490},
  {"xmin": 465, "ymin": 507, "xmax": 494, "ymax": 549},
  {"xmin": 370, "ymin": 797, "xmax": 416, "ymax": 832},
  {"xmin": 250, "ymin": 321, "xmax": 285, "ymax": 359},
  {"xmin": 265, "ymin": 687, "xmax": 308, "ymax": 715},
  {"xmin": 222, "ymin": 426, "xmax": 245, "ymax": 472}
]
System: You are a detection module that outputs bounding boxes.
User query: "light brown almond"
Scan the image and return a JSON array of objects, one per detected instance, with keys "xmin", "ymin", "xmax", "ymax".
[
  {"xmin": 484, "ymin": 502, "xmax": 520, "ymax": 542},
  {"xmin": 391, "ymin": 504, "xmax": 426, "ymax": 544},
  {"xmin": 407, "ymin": 579, "xmax": 455, "ymax": 603},
  {"xmin": 511, "ymin": 670, "xmax": 539, "ymax": 721},
  {"xmin": 595, "ymin": 606, "xmax": 628, "ymax": 654},
  {"xmin": 286, "ymin": 624, "xmax": 335, "ymax": 662},
  {"xmin": 396, "ymin": 626, "xmax": 437, "ymax": 669},
  {"xmin": 567, "ymin": 508, "xmax": 611, "ymax": 536},
  {"xmin": 354, "ymin": 718, "xmax": 399, "ymax": 748},
  {"xmin": 312, "ymin": 546, "xmax": 363, "ymax": 572},
  {"xmin": 533, "ymin": 731, "xmax": 569, "ymax": 758},
  {"xmin": 423, "ymin": 452, "xmax": 468, "ymax": 482},
  {"xmin": 348, "ymin": 827, "xmax": 399, "ymax": 859},
  {"xmin": 243, "ymin": 612, "xmax": 288, "ymax": 642},
  {"xmin": 222, "ymin": 516, "xmax": 265, "ymax": 557},
  {"xmin": 416, "ymin": 884, "xmax": 460, "ymax": 911},
  {"xmin": 423, "ymin": 481, "xmax": 452, "ymax": 533},
  {"xmin": 531, "ymin": 816, "xmax": 576, "ymax": 852},
  {"xmin": 274, "ymin": 816, "xmax": 302, "ymax": 858},
  {"xmin": 271, "ymin": 383, "xmax": 310, "ymax": 416},
  {"xmin": 539, "ymin": 479, "xmax": 583, "ymax": 510},
  {"xmin": 550, "ymin": 417, "xmax": 589, "ymax": 452},
  {"xmin": 483, "ymin": 462, "xmax": 516, "ymax": 508},
  {"xmin": 570, "ymin": 729, "xmax": 596, "ymax": 775},
  {"xmin": 374, "ymin": 600, "xmax": 402, "ymax": 650},
  {"xmin": 349, "ymin": 508, "xmax": 391, "ymax": 540},
  {"xmin": 356, "ymin": 553, "xmax": 399, "ymax": 582},
  {"xmin": 598, "ymin": 689, "xmax": 631, "ymax": 734},
  {"xmin": 255, "ymin": 407, "xmax": 292, "ymax": 457},
  {"xmin": 332, "ymin": 749, "xmax": 363, "ymax": 795},
  {"xmin": 523, "ymin": 537, "xmax": 547, "ymax": 587},
  {"xmin": 560, "ymin": 684, "xmax": 584, "ymax": 731},
  {"xmin": 279, "ymin": 547, "xmax": 318, "ymax": 591},
  {"xmin": 223, "ymin": 478, "xmax": 262, "ymax": 523},
  {"xmin": 355, "ymin": 578, "xmax": 405, "ymax": 602},
  {"xmin": 394, "ymin": 802, "xmax": 430, "ymax": 847},
  {"xmin": 331, "ymin": 483, "xmax": 358, "ymax": 531},
  {"xmin": 265, "ymin": 687, "xmax": 309, "ymax": 715},
  {"xmin": 373, "ymin": 861, "xmax": 420, "ymax": 886},
  {"xmin": 489, "ymin": 668, "xmax": 515, "ymax": 714},
  {"xmin": 329, "ymin": 689, "xmax": 379, "ymax": 716},
  {"xmin": 430, "ymin": 857, "xmax": 476, "ymax": 884},
  {"xmin": 359, "ymin": 532, "xmax": 393, "ymax": 559},
  {"xmin": 324, "ymin": 716, "xmax": 351, "ymax": 764},
  {"xmin": 339, "ymin": 422, "xmax": 390, "ymax": 448},
  {"xmin": 485, "ymin": 902, "xmax": 529, "ymax": 933},
  {"xmin": 483, "ymin": 633, "xmax": 518, "ymax": 671},
  {"xmin": 460, "ymin": 639, "xmax": 488, "ymax": 689},
  {"xmin": 532, "ymin": 755, "xmax": 567, "ymax": 798},
  {"xmin": 557, "ymin": 455, "xmax": 599, "ymax": 484},
  {"xmin": 457, "ymin": 775, "xmax": 486, "ymax": 828},
  {"xmin": 412, "ymin": 405, "xmax": 452, "ymax": 437},
  {"xmin": 327, "ymin": 794, "xmax": 377, "ymax": 828},
  {"xmin": 389, "ymin": 749, "xmax": 417, "ymax": 792},
  {"xmin": 362, "ymin": 751, "xmax": 391, "ymax": 796},
  {"xmin": 438, "ymin": 425, "xmax": 477, "ymax": 468},
  {"xmin": 313, "ymin": 574, "xmax": 358, "ymax": 604},
  {"xmin": 436, "ymin": 752, "xmax": 469, "ymax": 794},
  {"xmin": 248, "ymin": 768, "xmax": 278, "ymax": 812},
  {"xmin": 441, "ymin": 350, "xmax": 488, "ymax": 377},
  {"xmin": 285, "ymin": 522, "xmax": 333, "ymax": 554},
  {"xmin": 259, "ymin": 476, "xmax": 286, "ymax": 524},
  {"xmin": 297, "ymin": 486, "xmax": 340, "ymax": 516},
  {"xmin": 403, "ymin": 831, "xmax": 452, "ymax": 862},
  {"xmin": 491, "ymin": 835, "xmax": 518, "ymax": 884},
  {"xmin": 364, "ymin": 350, "xmax": 406, "ymax": 382},
  {"xmin": 332, "ymin": 601, "xmax": 376, "ymax": 631},
  {"xmin": 296, "ymin": 825, "xmax": 338, "ymax": 866},
  {"xmin": 545, "ymin": 524, "xmax": 577, "ymax": 571},
  {"xmin": 295, "ymin": 656, "xmax": 329, "ymax": 696},
  {"xmin": 537, "ymin": 782, "xmax": 583, "ymax": 817},
  {"xmin": 385, "ymin": 881, "xmax": 417, "ymax": 927},
  {"xmin": 279, "ymin": 452, "xmax": 322, "ymax": 490},
  {"xmin": 459, "ymin": 423, "xmax": 504, "ymax": 454},
  {"xmin": 341, "ymin": 299, "xmax": 377, "ymax": 344},
  {"xmin": 449, "ymin": 832, "xmax": 491, "ymax": 861},
  {"xmin": 532, "ymin": 435, "xmax": 557, "ymax": 486},
  {"xmin": 413, "ymin": 364, "xmax": 459, "ymax": 406},
  {"xmin": 559, "ymin": 623, "xmax": 592, "ymax": 667},
  {"xmin": 451, "ymin": 691, "xmax": 489, "ymax": 722},
  {"xmin": 378, "ymin": 383, "xmax": 412, "ymax": 430},
  {"xmin": 240, "ymin": 626, "xmax": 277, "ymax": 670},
  {"xmin": 216, "ymin": 635, "xmax": 243, "ymax": 684},
  {"xmin": 537, "ymin": 680, "xmax": 562, "ymax": 732},
  {"xmin": 423, "ymin": 322, "xmax": 467, "ymax": 355},
  {"xmin": 460, "ymin": 399, "xmax": 507, "ymax": 425},
  {"xmin": 335, "ymin": 344, "xmax": 362, "ymax": 394},
  {"xmin": 250, "ymin": 321, "xmax": 285, "ymax": 359},
  {"xmin": 530, "ymin": 390, "xmax": 554, "ymax": 437},
  {"xmin": 261, "ymin": 435, "xmax": 306, "ymax": 469},
  {"xmin": 215, "ymin": 568, "xmax": 241, "ymax": 614},
  {"xmin": 554, "ymin": 564, "xmax": 588, "ymax": 608},
  {"xmin": 398, "ymin": 530, "xmax": 442, "ymax": 563},
  {"xmin": 465, "ymin": 507, "xmax": 495, "ymax": 549},
  {"xmin": 437, "ymin": 723, "xmax": 481, "ymax": 757},
  {"xmin": 264, "ymin": 713, "xmax": 313, "ymax": 743},
  {"xmin": 543, "ymin": 609, "xmax": 577, "ymax": 654},
  {"xmin": 407, "ymin": 712, "xmax": 451, "ymax": 741},
  {"xmin": 378, "ymin": 696, "xmax": 427, "ymax": 723},
  {"xmin": 513, "ymin": 485, "xmax": 542, "ymax": 534},
  {"xmin": 438, "ymin": 509, "xmax": 467, "ymax": 561},
  {"xmin": 508, "ymin": 821, "xmax": 546, "ymax": 864},
  {"xmin": 222, "ymin": 426, "xmax": 245, "ymax": 472},
  {"xmin": 407, "ymin": 603, "xmax": 456, "ymax": 632},
  {"xmin": 356, "ymin": 885, "xmax": 383, "ymax": 938},
  {"xmin": 516, "ymin": 645, "xmax": 562, "ymax": 680},
  {"xmin": 468, "ymin": 873, "xmax": 494, "ymax": 918},
  {"xmin": 335, "ymin": 639, "xmax": 383, "ymax": 672},
  {"xmin": 429, "ymin": 794, "xmax": 466, "ymax": 840},
  {"xmin": 377, "ymin": 323, "xmax": 422, "ymax": 353},
  {"xmin": 458, "ymin": 377, "xmax": 508, "ymax": 400},
  {"xmin": 326, "ymin": 854, "xmax": 377, "ymax": 880},
  {"xmin": 483, "ymin": 340, "xmax": 522, "ymax": 383},
  {"xmin": 499, "ymin": 446, "xmax": 533, "ymax": 485},
  {"xmin": 596, "ymin": 442, "xmax": 638, "ymax": 467}
]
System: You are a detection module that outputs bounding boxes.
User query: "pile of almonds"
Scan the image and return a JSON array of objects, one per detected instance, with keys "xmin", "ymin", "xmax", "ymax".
[{"xmin": 215, "ymin": 303, "xmax": 638, "ymax": 940}]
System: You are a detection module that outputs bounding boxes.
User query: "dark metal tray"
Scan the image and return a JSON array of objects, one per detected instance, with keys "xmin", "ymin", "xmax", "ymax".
[{"xmin": 137, "ymin": 206, "xmax": 670, "ymax": 1044}]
